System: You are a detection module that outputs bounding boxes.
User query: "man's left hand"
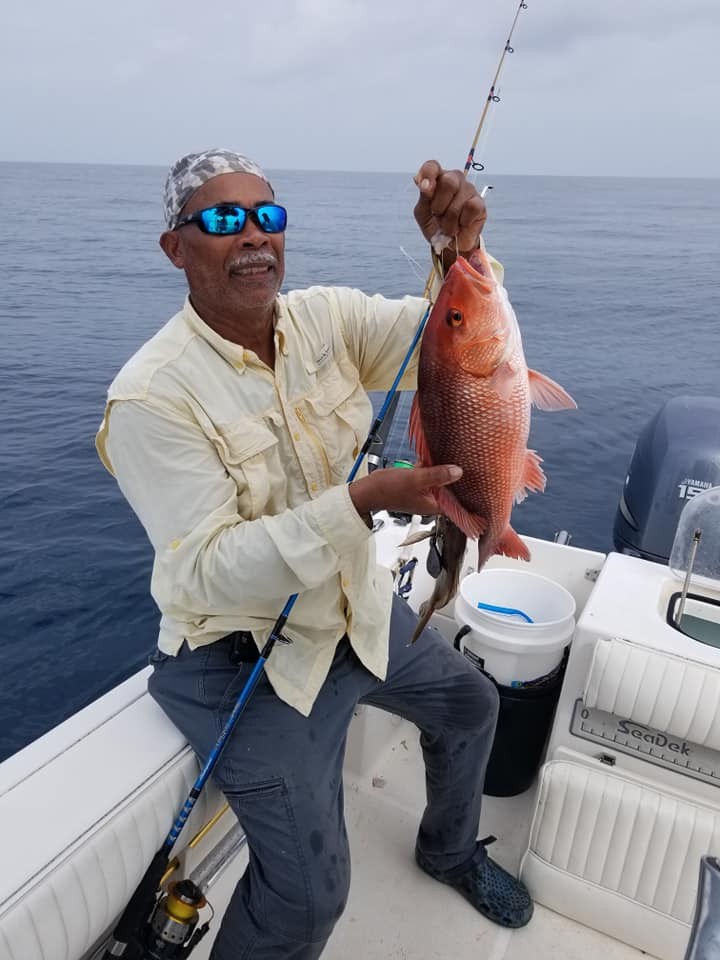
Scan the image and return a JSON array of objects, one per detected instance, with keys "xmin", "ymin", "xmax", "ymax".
[{"xmin": 413, "ymin": 160, "xmax": 487, "ymax": 260}]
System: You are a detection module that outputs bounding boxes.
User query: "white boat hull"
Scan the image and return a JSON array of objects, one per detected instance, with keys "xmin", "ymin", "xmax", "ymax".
[{"xmin": 2, "ymin": 513, "xmax": 718, "ymax": 960}]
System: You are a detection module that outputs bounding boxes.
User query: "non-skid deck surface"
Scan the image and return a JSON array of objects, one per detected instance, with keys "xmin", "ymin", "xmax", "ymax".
[{"xmin": 193, "ymin": 718, "xmax": 649, "ymax": 960}]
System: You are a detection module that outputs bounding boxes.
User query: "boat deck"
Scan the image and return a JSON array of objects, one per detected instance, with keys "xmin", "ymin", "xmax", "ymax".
[
  {"xmin": 194, "ymin": 712, "xmax": 649, "ymax": 960},
  {"xmin": 7, "ymin": 528, "xmax": 699, "ymax": 960}
]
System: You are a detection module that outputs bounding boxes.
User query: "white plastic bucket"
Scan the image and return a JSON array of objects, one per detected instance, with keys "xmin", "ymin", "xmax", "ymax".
[{"xmin": 454, "ymin": 569, "xmax": 576, "ymax": 686}]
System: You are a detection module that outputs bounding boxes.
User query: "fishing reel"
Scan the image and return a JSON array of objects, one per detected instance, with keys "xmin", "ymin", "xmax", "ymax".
[
  {"xmin": 137, "ymin": 879, "xmax": 212, "ymax": 959},
  {"xmin": 106, "ymin": 879, "xmax": 213, "ymax": 960},
  {"xmin": 102, "ymin": 815, "xmax": 247, "ymax": 960}
]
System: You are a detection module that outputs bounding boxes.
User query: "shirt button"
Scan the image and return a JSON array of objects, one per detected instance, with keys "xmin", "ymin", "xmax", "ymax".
[
  {"xmin": 311, "ymin": 482, "xmax": 318, "ymax": 492},
  {"xmin": 293, "ymin": 431, "xmax": 301, "ymax": 441},
  {"xmin": 342, "ymin": 578, "xmax": 349, "ymax": 588}
]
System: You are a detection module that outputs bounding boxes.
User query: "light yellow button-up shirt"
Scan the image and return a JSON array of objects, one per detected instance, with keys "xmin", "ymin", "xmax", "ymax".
[{"xmin": 96, "ymin": 262, "xmax": 503, "ymax": 717}]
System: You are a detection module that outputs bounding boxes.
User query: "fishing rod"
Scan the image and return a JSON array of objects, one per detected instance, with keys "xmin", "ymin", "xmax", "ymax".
[
  {"xmin": 422, "ymin": 0, "xmax": 528, "ymax": 299},
  {"xmin": 366, "ymin": 391, "xmax": 401, "ymax": 472},
  {"xmin": 103, "ymin": 6, "xmax": 530, "ymax": 957},
  {"xmin": 375, "ymin": 1, "xmax": 528, "ymax": 456},
  {"xmin": 464, "ymin": 0, "xmax": 527, "ymax": 178},
  {"xmin": 101, "ymin": 309, "xmax": 431, "ymax": 960}
]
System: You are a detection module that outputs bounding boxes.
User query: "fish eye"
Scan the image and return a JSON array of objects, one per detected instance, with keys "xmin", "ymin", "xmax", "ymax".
[{"xmin": 446, "ymin": 309, "xmax": 463, "ymax": 327}]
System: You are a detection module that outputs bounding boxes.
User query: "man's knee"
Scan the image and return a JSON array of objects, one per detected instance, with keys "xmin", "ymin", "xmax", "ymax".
[
  {"xmin": 264, "ymin": 858, "xmax": 351, "ymax": 944},
  {"xmin": 465, "ymin": 668, "xmax": 500, "ymax": 735},
  {"xmin": 309, "ymin": 876, "xmax": 351, "ymax": 943}
]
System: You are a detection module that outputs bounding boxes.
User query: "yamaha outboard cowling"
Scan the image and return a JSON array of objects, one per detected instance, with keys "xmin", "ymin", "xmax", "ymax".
[{"xmin": 613, "ymin": 397, "xmax": 720, "ymax": 564}]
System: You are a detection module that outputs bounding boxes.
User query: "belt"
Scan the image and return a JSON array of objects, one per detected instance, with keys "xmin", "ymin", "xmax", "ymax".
[{"xmin": 224, "ymin": 630, "xmax": 260, "ymax": 664}]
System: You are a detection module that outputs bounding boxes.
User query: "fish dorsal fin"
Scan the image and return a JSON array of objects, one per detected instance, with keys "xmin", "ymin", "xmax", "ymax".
[
  {"xmin": 408, "ymin": 394, "xmax": 431, "ymax": 467},
  {"xmin": 527, "ymin": 369, "xmax": 577, "ymax": 411}
]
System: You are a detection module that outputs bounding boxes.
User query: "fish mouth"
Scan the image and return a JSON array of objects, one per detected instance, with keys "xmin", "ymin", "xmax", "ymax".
[
  {"xmin": 461, "ymin": 255, "xmax": 485, "ymax": 277},
  {"xmin": 455, "ymin": 254, "xmax": 492, "ymax": 289}
]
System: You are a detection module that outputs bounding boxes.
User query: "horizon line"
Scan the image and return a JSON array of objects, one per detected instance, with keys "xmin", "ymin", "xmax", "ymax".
[{"xmin": 0, "ymin": 158, "xmax": 718, "ymax": 182}]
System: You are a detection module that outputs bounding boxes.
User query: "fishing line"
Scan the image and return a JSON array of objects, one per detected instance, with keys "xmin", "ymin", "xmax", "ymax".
[
  {"xmin": 398, "ymin": 244, "xmax": 431, "ymax": 287},
  {"xmin": 389, "ymin": 178, "xmax": 435, "ymax": 290}
]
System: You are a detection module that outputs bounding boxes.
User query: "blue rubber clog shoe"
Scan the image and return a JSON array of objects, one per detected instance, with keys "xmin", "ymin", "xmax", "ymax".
[{"xmin": 415, "ymin": 836, "xmax": 533, "ymax": 929}]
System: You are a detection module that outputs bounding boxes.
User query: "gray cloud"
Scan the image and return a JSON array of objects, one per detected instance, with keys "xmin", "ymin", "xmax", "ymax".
[{"xmin": 1, "ymin": 0, "xmax": 718, "ymax": 177}]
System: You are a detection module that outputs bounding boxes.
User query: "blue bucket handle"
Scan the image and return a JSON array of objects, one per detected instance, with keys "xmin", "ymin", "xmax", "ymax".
[{"xmin": 476, "ymin": 601, "xmax": 534, "ymax": 624}]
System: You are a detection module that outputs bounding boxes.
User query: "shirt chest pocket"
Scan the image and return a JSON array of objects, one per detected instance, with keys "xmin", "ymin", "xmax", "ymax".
[
  {"xmin": 213, "ymin": 420, "xmax": 280, "ymax": 520},
  {"xmin": 305, "ymin": 365, "xmax": 372, "ymax": 481}
]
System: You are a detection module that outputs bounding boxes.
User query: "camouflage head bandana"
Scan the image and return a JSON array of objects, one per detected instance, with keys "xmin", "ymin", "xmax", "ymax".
[{"xmin": 162, "ymin": 148, "xmax": 273, "ymax": 230}]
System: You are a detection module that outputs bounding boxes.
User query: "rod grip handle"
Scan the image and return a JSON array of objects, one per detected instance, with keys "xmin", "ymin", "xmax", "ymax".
[{"xmin": 108, "ymin": 847, "xmax": 169, "ymax": 947}]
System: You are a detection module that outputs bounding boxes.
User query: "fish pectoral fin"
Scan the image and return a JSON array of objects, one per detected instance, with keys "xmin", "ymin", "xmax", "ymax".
[
  {"xmin": 496, "ymin": 525, "xmax": 531, "ymax": 562},
  {"xmin": 408, "ymin": 394, "xmax": 432, "ymax": 466},
  {"xmin": 488, "ymin": 359, "xmax": 519, "ymax": 400},
  {"xmin": 527, "ymin": 369, "xmax": 577, "ymax": 411},
  {"xmin": 435, "ymin": 486, "xmax": 486, "ymax": 540},
  {"xmin": 514, "ymin": 449, "xmax": 547, "ymax": 504}
]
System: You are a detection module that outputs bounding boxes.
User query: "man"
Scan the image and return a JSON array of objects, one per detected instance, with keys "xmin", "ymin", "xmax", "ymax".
[{"xmin": 96, "ymin": 148, "xmax": 532, "ymax": 960}]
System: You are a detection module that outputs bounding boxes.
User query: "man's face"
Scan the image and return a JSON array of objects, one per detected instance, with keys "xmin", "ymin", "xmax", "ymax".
[{"xmin": 160, "ymin": 172, "xmax": 285, "ymax": 317}]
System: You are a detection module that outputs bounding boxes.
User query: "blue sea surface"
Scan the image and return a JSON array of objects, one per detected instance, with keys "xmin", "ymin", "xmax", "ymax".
[{"xmin": 1, "ymin": 163, "xmax": 719, "ymax": 760}]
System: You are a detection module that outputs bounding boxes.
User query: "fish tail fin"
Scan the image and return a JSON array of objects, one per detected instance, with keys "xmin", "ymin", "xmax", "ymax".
[
  {"xmin": 411, "ymin": 520, "xmax": 467, "ymax": 642},
  {"xmin": 495, "ymin": 525, "xmax": 531, "ymax": 562},
  {"xmin": 408, "ymin": 394, "xmax": 431, "ymax": 466},
  {"xmin": 514, "ymin": 449, "xmax": 547, "ymax": 504},
  {"xmin": 527, "ymin": 369, "xmax": 577, "ymax": 411}
]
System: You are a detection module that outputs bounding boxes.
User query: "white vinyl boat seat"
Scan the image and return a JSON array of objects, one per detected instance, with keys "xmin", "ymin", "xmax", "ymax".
[{"xmin": 0, "ymin": 668, "xmax": 225, "ymax": 960}]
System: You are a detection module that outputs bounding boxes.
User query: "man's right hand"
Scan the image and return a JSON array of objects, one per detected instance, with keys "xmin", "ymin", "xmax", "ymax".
[{"xmin": 349, "ymin": 464, "xmax": 462, "ymax": 519}]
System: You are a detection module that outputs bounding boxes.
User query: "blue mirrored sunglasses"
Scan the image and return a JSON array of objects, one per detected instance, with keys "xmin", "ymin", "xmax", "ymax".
[{"xmin": 175, "ymin": 202, "xmax": 288, "ymax": 236}]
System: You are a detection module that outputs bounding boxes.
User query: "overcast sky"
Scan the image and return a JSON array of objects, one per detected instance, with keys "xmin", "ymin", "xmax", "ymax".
[{"xmin": 2, "ymin": 0, "xmax": 718, "ymax": 177}]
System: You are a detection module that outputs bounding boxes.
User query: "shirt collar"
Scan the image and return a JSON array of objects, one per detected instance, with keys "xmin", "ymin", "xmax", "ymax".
[{"xmin": 182, "ymin": 294, "xmax": 289, "ymax": 369}]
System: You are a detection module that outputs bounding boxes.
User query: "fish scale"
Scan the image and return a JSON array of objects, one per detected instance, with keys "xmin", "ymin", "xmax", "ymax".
[
  {"xmin": 407, "ymin": 244, "xmax": 576, "ymax": 641},
  {"xmin": 419, "ymin": 355, "xmax": 528, "ymax": 538}
]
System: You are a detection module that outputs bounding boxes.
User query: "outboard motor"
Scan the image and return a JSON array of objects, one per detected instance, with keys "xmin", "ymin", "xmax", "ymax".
[{"xmin": 613, "ymin": 396, "xmax": 720, "ymax": 564}]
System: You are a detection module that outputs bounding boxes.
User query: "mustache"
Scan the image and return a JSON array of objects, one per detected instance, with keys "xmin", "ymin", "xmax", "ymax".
[{"xmin": 228, "ymin": 251, "xmax": 278, "ymax": 271}]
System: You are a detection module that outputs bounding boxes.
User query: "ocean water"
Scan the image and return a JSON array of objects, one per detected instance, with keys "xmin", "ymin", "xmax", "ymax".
[{"xmin": 1, "ymin": 162, "xmax": 719, "ymax": 761}]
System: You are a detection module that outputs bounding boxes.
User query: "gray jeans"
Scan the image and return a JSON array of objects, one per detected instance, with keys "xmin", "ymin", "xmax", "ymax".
[{"xmin": 148, "ymin": 594, "xmax": 499, "ymax": 959}]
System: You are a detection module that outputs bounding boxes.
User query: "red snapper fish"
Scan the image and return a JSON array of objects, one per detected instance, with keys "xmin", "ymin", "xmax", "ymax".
[{"xmin": 408, "ymin": 241, "xmax": 576, "ymax": 641}]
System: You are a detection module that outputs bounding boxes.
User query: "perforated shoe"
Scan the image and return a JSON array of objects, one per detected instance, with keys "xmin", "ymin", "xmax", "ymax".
[{"xmin": 415, "ymin": 837, "xmax": 533, "ymax": 929}]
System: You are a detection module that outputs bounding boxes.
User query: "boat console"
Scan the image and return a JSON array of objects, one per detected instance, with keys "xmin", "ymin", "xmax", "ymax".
[{"xmin": 522, "ymin": 489, "xmax": 720, "ymax": 959}]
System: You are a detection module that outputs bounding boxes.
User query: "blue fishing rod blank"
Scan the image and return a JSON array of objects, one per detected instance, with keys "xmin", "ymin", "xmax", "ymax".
[{"xmin": 102, "ymin": 304, "xmax": 431, "ymax": 958}]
